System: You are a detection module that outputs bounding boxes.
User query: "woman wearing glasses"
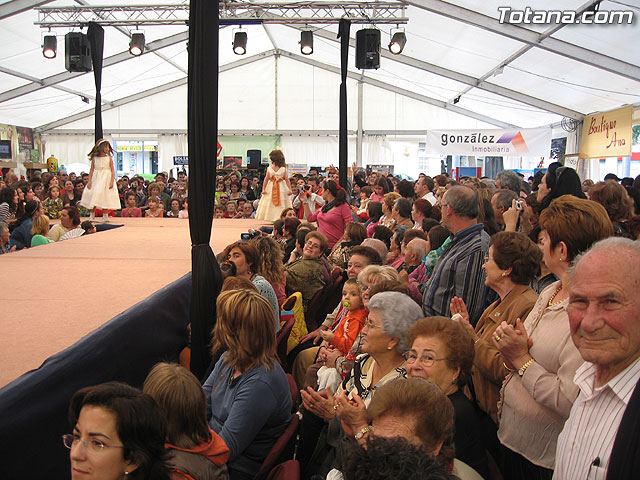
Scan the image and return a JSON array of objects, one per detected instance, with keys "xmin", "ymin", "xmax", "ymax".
[
  {"xmin": 402, "ymin": 316, "xmax": 488, "ymax": 479},
  {"xmin": 300, "ymin": 291, "xmax": 422, "ymax": 478},
  {"xmin": 64, "ymin": 381, "xmax": 170, "ymax": 480}
]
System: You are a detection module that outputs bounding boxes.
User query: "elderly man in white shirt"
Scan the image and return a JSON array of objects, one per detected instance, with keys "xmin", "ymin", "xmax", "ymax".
[{"xmin": 554, "ymin": 237, "xmax": 640, "ymax": 480}]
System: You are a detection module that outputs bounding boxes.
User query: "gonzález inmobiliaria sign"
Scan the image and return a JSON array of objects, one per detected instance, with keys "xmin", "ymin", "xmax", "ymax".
[
  {"xmin": 579, "ymin": 105, "xmax": 632, "ymax": 159},
  {"xmin": 426, "ymin": 128, "xmax": 552, "ymax": 156}
]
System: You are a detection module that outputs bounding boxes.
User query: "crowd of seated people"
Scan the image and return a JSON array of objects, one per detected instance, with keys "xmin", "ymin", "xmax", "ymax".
[{"xmin": 6, "ymin": 161, "xmax": 640, "ymax": 480}]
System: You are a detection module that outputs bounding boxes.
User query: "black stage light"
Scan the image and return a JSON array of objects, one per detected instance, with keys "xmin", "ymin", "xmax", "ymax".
[
  {"xmin": 233, "ymin": 31, "xmax": 247, "ymax": 55},
  {"xmin": 300, "ymin": 30, "xmax": 313, "ymax": 55},
  {"xmin": 129, "ymin": 32, "xmax": 145, "ymax": 56},
  {"xmin": 388, "ymin": 31, "xmax": 406, "ymax": 54},
  {"xmin": 43, "ymin": 35, "xmax": 57, "ymax": 59}
]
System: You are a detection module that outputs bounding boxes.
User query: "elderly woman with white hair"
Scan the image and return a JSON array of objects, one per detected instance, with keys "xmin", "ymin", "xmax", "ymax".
[{"xmin": 300, "ymin": 291, "xmax": 424, "ymax": 478}]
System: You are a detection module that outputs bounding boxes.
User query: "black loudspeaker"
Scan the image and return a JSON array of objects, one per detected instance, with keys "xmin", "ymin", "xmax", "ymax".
[
  {"xmin": 65, "ymin": 33, "xmax": 92, "ymax": 73},
  {"xmin": 247, "ymin": 149, "xmax": 262, "ymax": 169},
  {"xmin": 355, "ymin": 29, "xmax": 381, "ymax": 70}
]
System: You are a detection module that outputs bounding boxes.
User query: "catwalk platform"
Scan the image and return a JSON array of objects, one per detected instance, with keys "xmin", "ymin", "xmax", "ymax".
[{"xmin": 0, "ymin": 217, "xmax": 268, "ymax": 479}]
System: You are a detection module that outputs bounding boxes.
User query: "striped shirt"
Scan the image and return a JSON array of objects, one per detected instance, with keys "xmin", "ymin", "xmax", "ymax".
[
  {"xmin": 554, "ymin": 357, "xmax": 640, "ymax": 480},
  {"xmin": 422, "ymin": 223, "xmax": 490, "ymax": 325}
]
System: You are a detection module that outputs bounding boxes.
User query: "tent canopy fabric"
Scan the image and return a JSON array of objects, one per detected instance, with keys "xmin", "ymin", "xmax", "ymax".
[{"xmin": 0, "ymin": 0, "xmax": 639, "ymax": 133}]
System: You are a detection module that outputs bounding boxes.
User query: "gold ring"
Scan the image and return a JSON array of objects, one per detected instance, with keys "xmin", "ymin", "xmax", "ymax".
[
  {"xmin": 333, "ymin": 404, "xmax": 339, "ymax": 410},
  {"xmin": 495, "ymin": 335, "xmax": 501, "ymax": 342}
]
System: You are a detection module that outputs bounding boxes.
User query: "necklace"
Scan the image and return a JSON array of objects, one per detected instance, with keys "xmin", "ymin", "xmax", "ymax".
[{"xmin": 547, "ymin": 285, "xmax": 564, "ymax": 307}]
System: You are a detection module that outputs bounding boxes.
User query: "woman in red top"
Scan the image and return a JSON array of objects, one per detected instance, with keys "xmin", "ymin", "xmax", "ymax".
[{"xmin": 305, "ymin": 180, "xmax": 353, "ymax": 249}]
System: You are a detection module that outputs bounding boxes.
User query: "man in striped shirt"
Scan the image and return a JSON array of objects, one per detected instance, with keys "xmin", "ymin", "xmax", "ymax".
[
  {"xmin": 421, "ymin": 185, "xmax": 490, "ymax": 325},
  {"xmin": 554, "ymin": 238, "xmax": 640, "ymax": 480}
]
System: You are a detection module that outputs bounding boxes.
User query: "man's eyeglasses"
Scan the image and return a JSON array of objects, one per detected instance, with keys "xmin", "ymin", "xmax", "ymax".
[{"xmin": 62, "ymin": 434, "xmax": 125, "ymax": 454}]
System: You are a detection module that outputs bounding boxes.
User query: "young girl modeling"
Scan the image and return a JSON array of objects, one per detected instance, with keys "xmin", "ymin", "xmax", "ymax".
[
  {"xmin": 255, "ymin": 149, "xmax": 292, "ymax": 222},
  {"xmin": 80, "ymin": 139, "xmax": 121, "ymax": 222},
  {"xmin": 42, "ymin": 185, "xmax": 63, "ymax": 219}
]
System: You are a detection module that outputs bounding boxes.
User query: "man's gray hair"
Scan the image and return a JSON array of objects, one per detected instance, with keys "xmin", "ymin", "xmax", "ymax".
[
  {"xmin": 444, "ymin": 185, "xmax": 478, "ymax": 219},
  {"xmin": 0, "ymin": 222, "xmax": 9, "ymax": 235},
  {"xmin": 480, "ymin": 178, "xmax": 496, "ymax": 189},
  {"xmin": 571, "ymin": 237, "xmax": 640, "ymax": 279},
  {"xmin": 362, "ymin": 238, "xmax": 388, "ymax": 264},
  {"xmin": 406, "ymin": 238, "xmax": 428, "ymax": 260},
  {"xmin": 493, "ymin": 189, "xmax": 518, "ymax": 210},
  {"xmin": 368, "ymin": 291, "xmax": 424, "ymax": 354},
  {"xmin": 496, "ymin": 170, "xmax": 522, "ymax": 192}
]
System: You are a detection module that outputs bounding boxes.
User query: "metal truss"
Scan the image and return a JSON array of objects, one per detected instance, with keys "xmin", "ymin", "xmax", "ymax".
[{"xmin": 35, "ymin": 2, "xmax": 409, "ymax": 27}]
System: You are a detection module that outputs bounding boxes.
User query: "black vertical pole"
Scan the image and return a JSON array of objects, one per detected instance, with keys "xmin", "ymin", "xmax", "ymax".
[
  {"xmin": 338, "ymin": 19, "xmax": 351, "ymax": 189},
  {"xmin": 87, "ymin": 22, "xmax": 104, "ymax": 142}
]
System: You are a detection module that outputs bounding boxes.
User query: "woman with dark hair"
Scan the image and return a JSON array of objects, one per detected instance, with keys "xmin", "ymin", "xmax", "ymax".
[
  {"xmin": 49, "ymin": 206, "xmax": 81, "ymax": 242},
  {"xmin": 328, "ymin": 222, "xmax": 368, "ymax": 270},
  {"xmin": 228, "ymin": 180, "xmax": 245, "ymax": 202},
  {"xmin": 365, "ymin": 201, "xmax": 383, "ymax": 237},
  {"xmin": 64, "ymin": 381, "xmax": 171, "ymax": 480},
  {"xmin": 0, "ymin": 186, "xmax": 18, "ymax": 225},
  {"xmin": 306, "ymin": 180, "xmax": 352, "ymax": 249},
  {"xmin": 144, "ymin": 363, "xmax": 230, "ymax": 480},
  {"xmin": 203, "ymin": 290, "xmax": 291, "ymax": 480},
  {"xmin": 537, "ymin": 163, "xmax": 585, "ymax": 212},
  {"xmin": 239, "ymin": 176, "xmax": 255, "ymax": 202},
  {"xmin": 369, "ymin": 177, "xmax": 390, "ymax": 203},
  {"xmin": 9, "ymin": 199, "xmax": 40, "ymax": 250},
  {"xmin": 589, "ymin": 180, "xmax": 635, "ymax": 237},
  {"xmin": 222, "ymin": 240, "xmax": 280, "ymax": 330},
  {"xmin": 411, "ymin": 198, "xmax": 432, "ymax": 230}
]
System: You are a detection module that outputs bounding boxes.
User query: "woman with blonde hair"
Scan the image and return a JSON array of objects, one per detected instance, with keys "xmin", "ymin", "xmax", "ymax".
[
  {"xmin": 30, "ymin": 214, "xmax": 52, "ymax": 247},
  {"xmin": 202, "ymin": 289, "xmax": 291, "ymax": 480},
  {"xmin": 144, "ymin": 363, "xmax": 230, "ymax": 480}
]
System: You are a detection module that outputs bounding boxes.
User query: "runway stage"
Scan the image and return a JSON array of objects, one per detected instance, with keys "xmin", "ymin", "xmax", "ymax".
[
  {"xmin": 0, "ymin": 217, "xmax": 270, "ymax": 479},
  {"xmin": 0, "ymin": 217, "xmax": 267, "ymax": 389}
]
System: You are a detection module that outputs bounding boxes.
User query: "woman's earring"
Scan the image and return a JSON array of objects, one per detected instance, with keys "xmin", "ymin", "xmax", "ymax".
[{"xmin": 501, "ymin": 272, "xmax": 507, "ymax": 277}]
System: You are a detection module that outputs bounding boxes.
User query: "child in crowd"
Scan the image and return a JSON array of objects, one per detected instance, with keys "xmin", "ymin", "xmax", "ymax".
[
  {"xmin": 121, "ymin": 192, "xmax": 142, "ymax": 217},
  {"xmin": 42, "ymin": 185, "xmax": 63, "ymax": 219},
  {"xmin": 318, "ymin": 279, "xmax": 367, "ymax": 356},
  {"xmin": 353, "ymin": 185, "xmax": 372, "ymax": 221},
  {"xmin": 166, "ymin": 198, "xmax": 181, "ymax": 218},
  {"xmin": 145, "ymin": 196, "xmax": 164, "ymax": 217},
  {"xmin": 30, "ymin": 214, "xmax": 52, "ymax": 247},
  {"xmin": 307, "ymin": 279, "xmax": 367, "ymax": 391},
  {"xmin": 143, "ymin": 363, "xmax": 229, "ymax": 480},
  {"xmin": 178, "ymin": 198, "xmax": 188, "ymax": 218},
  {"xmin": 214, "ymin": 205, "xmax": 225, "ymax": 219},
  {"xmin": 80, "ymin": 139, "xmax": 121, "ymax": 222}
]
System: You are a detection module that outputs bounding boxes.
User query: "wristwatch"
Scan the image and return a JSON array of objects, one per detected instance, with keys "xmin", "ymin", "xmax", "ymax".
[
  {"xmin": 354, "ymin": 426, "xmax": 372, "ymax": 440},
  {"xmin": 518, "ymin": 358, "xmax": 535, "ymax": 377}
]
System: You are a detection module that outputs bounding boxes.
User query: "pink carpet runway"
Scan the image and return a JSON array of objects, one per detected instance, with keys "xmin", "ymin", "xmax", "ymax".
[{"xmin": 0, "ymin": 217, "xmax": 269, "ymax": 388}]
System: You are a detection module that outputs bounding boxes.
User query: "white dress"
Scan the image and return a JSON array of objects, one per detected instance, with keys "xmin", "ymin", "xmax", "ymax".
[
  {"xmin": 80, "ymin": 156, "xmax": 121, "ymax": 210},
  {"xmin": 255, "ymin": 166, "xmax": 292, "ymax": 221}
]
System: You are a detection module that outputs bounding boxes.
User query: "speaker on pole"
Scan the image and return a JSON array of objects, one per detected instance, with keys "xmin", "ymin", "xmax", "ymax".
[
  {"xmin": 247, "ymin": 149, "xmax": 262, "ymax": 169},
  {"xmin": 65, "ymin": 32, "xmax": 92, "ymax": 73},
  {"xmin": 355, "ymin": 29, "xmax": 380, "ymax": 70}
]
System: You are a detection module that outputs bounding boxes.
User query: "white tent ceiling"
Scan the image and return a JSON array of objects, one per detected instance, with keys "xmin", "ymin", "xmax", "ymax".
[{"xmin": 0, "ymin": 0, "xmax": 639, "ymax": 133}]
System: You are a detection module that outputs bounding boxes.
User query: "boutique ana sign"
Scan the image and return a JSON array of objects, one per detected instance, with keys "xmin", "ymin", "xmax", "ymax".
[
  {"xmin": 579, "ymin": 105, "xmax": 632, "ymax": 159},
  {"xmin": 426, "ymin": 128, "xmax": 552, "ymax": 156}
]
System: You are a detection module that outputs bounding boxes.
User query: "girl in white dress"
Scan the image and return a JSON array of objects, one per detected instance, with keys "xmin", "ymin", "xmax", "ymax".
[
  {"xmin": 80, "ymin": 139, "xmax": 121, "ymax": 222},
  {"xmin": 255, "ymin": 149, "xmax": 293, "ymax": 222}
]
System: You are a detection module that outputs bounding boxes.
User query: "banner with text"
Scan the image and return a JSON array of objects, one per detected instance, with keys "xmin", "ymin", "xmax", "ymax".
[
  {"xmin": 427, "ymin": 128, "xmax": 552, "ymax": 156},
  {"xmin": 579, "ymin": 105, "xmax": 632, "ymax": 159}
]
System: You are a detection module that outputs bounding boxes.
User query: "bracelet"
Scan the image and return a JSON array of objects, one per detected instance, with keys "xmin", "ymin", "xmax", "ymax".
[
  {"xmin": 517, "ymin": 358, "xmax": 535, "ymax": 377},
  {"xmin": 354, "ymin": 425, "xmax": 373, "ymax": 440}
]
